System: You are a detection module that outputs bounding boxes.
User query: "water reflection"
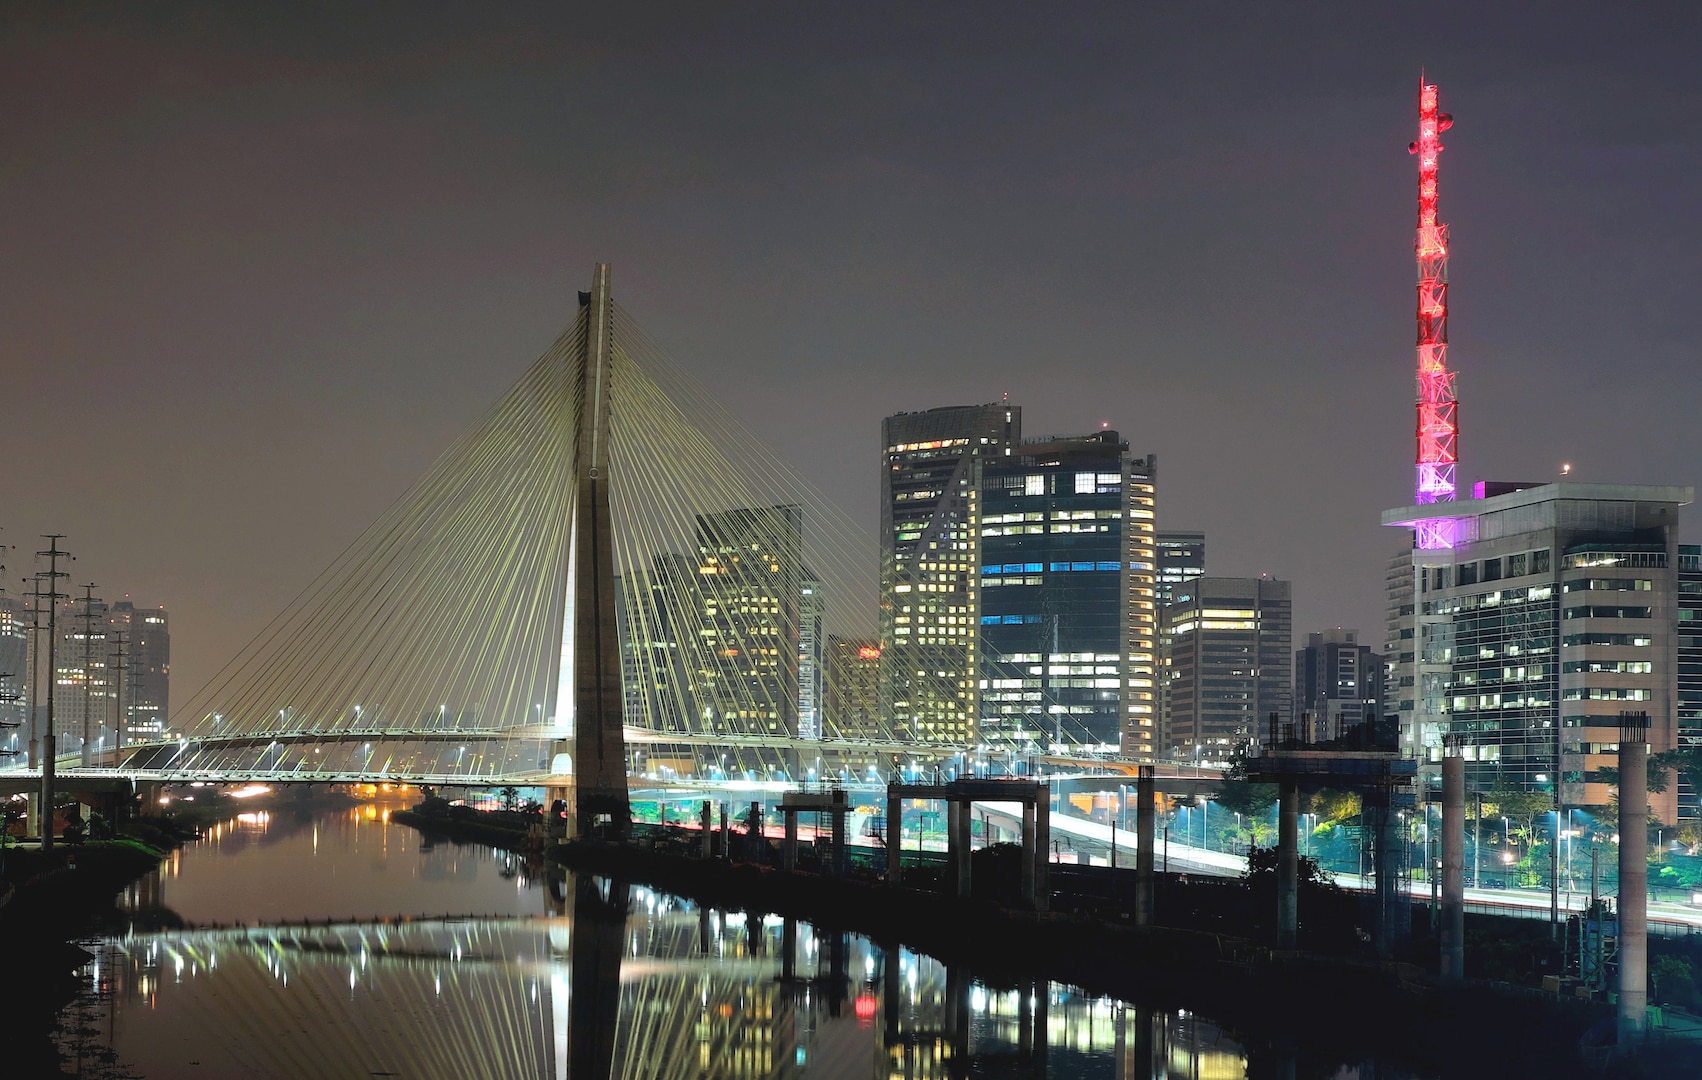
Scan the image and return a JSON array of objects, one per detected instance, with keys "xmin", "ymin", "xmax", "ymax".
[
  {"xmin": 117, "ymin": 802, "xmax": 553, "ymax": 925},
  {"xmin": 75, "ymin": 877, "xmax": 1251, "ymax": 1078}
]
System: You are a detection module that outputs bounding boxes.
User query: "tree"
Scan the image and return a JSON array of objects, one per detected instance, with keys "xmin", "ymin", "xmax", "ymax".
[
  {"xmin": 498, "ymin": 786, "xmax": 520, "ymax": 811},
  {"xmin": 1484, "ymin": 781, "xmax": 1550, "ymax": 852},
  {"xmin": 1215, "ymin": 750, "xmax": 1277, "ymax": 817}
]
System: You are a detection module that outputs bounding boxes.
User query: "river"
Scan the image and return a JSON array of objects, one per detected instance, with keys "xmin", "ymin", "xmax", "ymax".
[{"xmin": 50, "ymin": 799, "xmax": 1429, "ymax": 1078}]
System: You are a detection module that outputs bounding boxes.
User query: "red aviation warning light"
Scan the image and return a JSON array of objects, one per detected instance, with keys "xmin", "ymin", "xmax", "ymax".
[{"xmin": 1409, "ymin": 81, "xmax": 1459, "ymax": 549}]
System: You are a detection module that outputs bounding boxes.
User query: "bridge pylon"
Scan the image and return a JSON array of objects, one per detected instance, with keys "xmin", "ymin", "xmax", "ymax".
[{"xmin": 549, "ymin": 263, "xmax": 631, "ymax": 839}]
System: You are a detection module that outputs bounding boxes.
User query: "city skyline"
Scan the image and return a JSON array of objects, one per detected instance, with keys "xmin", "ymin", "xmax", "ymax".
[{"xmin": 3, "ymin": 4, "xmax": 1699, "ymax": 705}]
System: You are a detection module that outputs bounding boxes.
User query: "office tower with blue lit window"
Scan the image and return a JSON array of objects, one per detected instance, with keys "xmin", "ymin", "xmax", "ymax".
[{"xmin": 977, "ymin": 432, "xmax": 1157, "ymax": 755}]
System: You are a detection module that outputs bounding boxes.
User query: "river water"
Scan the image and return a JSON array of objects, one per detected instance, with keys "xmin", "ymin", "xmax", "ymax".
[{"xmin": 52, "ymin": 799, "xmax": 1422, "ymax": 1078}]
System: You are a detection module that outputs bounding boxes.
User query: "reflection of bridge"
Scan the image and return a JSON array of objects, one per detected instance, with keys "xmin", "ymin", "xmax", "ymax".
[
  {"xmin": 79, "ymin": 882, "xmax": 1249, "ymax": 1079},
  {"xmin": 10, "ymin": 264, "xmax": 1188, "ymax": 834}
]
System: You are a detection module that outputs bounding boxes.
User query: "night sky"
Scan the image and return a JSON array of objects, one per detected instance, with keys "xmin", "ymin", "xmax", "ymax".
[{"xmin": 4, "ymin": 3, "xmax": 1699, "ymax": 699}]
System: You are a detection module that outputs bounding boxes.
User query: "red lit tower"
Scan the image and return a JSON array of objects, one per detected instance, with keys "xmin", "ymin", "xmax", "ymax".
[{"xmin": 1411, "ymin": 81, "xmax": 1457, "ymax": 548}]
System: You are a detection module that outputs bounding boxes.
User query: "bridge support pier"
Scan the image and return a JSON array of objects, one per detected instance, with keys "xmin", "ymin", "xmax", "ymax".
[
  {"xmin": 950, "ymin": 798, "xmax": 971, "ymax": 899},
  {"xmin": 783, "ymin": 809, "xmax": 798, "ymax": 871},
  {"xmin": 1440, "ymin": 752, "xmax": 1465, "ymax": 981},
  {"xmin": 719, "ymin": 803, "xmax": 730, "ymax": 858},
  {"xmin": 699, "ymin": 801, "xmax": 712, "ymax": 858},
  {"xmin": 1619, "ymin": 713, "xmax": 1649, "ymax": 1048},
  {"xmin": 1277, "ymin": 782, "xmax": 1298, "ymax": 950},
  {"xmin": 1135, "ymin": 766, "xmax": 1155, "ymax": 926},
  {"xmin": 885, "ymin": 791, "xmax": 902, "ymax": 883},
  {"xmin": 40, "ymin": 734, "xmax": 56, "ymax": 850},
  {"xmin": 1020, "ymin": 799, "xmax": 1036, "ymax": 906},
  {"xmin": 1034, "ymin": 785, "xmax": 1050, "ymax": 912}
]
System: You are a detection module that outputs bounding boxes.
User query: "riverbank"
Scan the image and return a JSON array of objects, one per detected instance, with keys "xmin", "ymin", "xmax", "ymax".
[
  {"xmin": 551, "ymin": 838, "xmax": 1628, "ymax": 1079},
  {"xmin": 391, "ymin": 806, "xmax": 539, "ymax": 851}
]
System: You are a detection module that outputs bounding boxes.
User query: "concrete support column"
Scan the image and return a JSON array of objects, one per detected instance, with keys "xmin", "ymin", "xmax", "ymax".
[
  {"xmin": 886, "ymin": 791, "xmax": 902, "ymax": 883},
  {"xmin": 1619, "ymin": 722, "xmax": 1649, "ymax": 1048},
  {"xmin": 1035, "ymin": 785, "xmax": 1051, "ymax": 912},
  {"xmin": 747, "ymin": 802, "xmax": 763, "ymax": 863},
  {"xmin": 700, "ymin": 801, "xmax": 713, "ymax": 859},
  {"xmin": 40, "ymin": 734, "xmax": 56, "ymax": 851},
  {"xmin": 831, "ymin": 806, "xmax": 846, "ymax": 875},
  {"xmin": 783, "ymin": 810, "xmax": 798, "ymax": 871},
  {"xmin": 1440, "ymin": 754, "xmax": 1466, "ymax": 981},
  {"xmin": 719, "ymin": 803, "xmax": 730, "ymax": 859},
  {"xmin": 1277, "ymin": 782, "xmax": 1299, "ymax": 950},
  {"xmin": 1020, "ymin": 799, "xmax": 1037, "ymax": 906},
  {"xmin": 951, "ymin": 799, "xmax": 972, "ymax": 899},
  {"xmin": 1135, "ymin": 767, "xmax": 1155, "ymax": 927}
]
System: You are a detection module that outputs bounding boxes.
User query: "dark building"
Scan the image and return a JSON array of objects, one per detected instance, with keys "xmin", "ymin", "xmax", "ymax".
[
  {"xmin": 1293, "ymin": 629, "xmax": 1383, "ymax": 739},
  {"xmin": 880, "ymin": 404, "xmax": 1020, "ymax": 744},
  {"xmin": 978, "ymin": 432, "xmax": 1157, "ymax": 754},
  {"xmin": 1163, "ymin": 576, "xmax": 1292, "ymax": 762}
]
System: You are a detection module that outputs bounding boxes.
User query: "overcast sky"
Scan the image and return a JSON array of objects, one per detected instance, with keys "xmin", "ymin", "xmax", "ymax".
[{"xmin": 3, "ymin": 2, "xmax": 1699, "ymax": 699}]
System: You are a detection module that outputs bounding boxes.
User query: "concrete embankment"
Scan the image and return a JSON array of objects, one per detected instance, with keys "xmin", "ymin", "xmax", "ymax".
[{"xmin": 551, "ymin": 839, "xmax": 1614, "ymax": 1080}]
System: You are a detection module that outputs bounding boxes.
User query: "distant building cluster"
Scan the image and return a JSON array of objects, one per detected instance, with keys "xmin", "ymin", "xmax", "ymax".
[{"xmin": 0, "ymin": 592, "xmax": 170, "ymax": 761}]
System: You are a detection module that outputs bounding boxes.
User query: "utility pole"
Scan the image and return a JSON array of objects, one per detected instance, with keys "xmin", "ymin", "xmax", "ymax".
[
  {"xmin": 35, "ymin": 536, "xmax": 71, "ymax": 851},
  {"xmin": 109, "ymin": 628, "xmax": 128, "ymax": 764},
  {"xmin": 78, "ymin": 583, "xmax": 102, "ymax": 769}
]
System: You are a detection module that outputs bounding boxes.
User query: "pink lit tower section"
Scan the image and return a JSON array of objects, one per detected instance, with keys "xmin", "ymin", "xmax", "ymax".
[{"xmin": 1410, "ymin": 81, "xmax": 1458, "ymax": 549}]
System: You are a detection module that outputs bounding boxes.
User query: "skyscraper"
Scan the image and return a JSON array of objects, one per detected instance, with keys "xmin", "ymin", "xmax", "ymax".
[
  {"xmin": 1294, "ymin": 629, "xmax": 1383, "ymax": 739},
  {"xmin": 108, "ymin": 601, "xmax": 169, "ymax": 741},
  {"xmin": 1162, "ymin": 576, "xmax": 1292, "ymax": 762},
  {"xmin": 0, "ymin": 594, "xmax": 26, "ymax": 758},
  {"xmin": 1384, "ymin": 481, "xmax": 1691, "ymax": 819},
  {"xmin": 1156, "ymin": 531, "xmax": 1206, "ymax": 751},
  {"xmin": 691, "ymin": 505, "xmax": 803, "ymax": 740},
  {"xmin": 977, "ymin": 431, "xmax": 1157, "ymax": 755},
  {"xmin": 825, "ymin": 635, "xmax": 881, "ymax": 741},
  {"xmin": 798, "ymin": 573, "xmax": 824, "ymax": 741},
  {"xmin": 880, "ymin": 404, "xmax": 1020, "ymax": 743},
  {"xmin": 1156, "ymin": 532, "xmax": 1205, "ymax": 607}
]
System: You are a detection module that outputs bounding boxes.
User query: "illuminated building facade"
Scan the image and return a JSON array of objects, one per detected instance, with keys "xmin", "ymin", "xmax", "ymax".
[
  {"xmin": 691, "ymin": 505, "xmax": 803, "ymax": 739},
  {"xmin": 825, "ymin": 635, "xmax": 881, "ymax": 741},
  {"xmin": 1162, "ymin": 576, "xmax": 1292, "ymax": 761},
  {"xmin": 880, "ymin": 405, "xmax": 1019, "ymax": 743},
  {"xmin": 1679, "ymin": 545, "xmax": 1701, "ymax": 822},
  {"xmin": 976, "ymin": 432, "xmax": 1157, "ymax": 754},
  {"xmin": 108, "ymin": 601, "xmax": 170, "ymax": 740},
  {"xmin": 1156, "ymin": 531, "xmax": 1205, "ymax": 751},
  {"xmin": 798, "ymin": 574, "xmax": 824, "ymax": 740},
  {"xmin": 1383, "ymin": 482, "xmax": 1691, "ymax": 818},
  {"xmin": 0, "ymin": 594, "xmax": 26, "ymax": 755}
]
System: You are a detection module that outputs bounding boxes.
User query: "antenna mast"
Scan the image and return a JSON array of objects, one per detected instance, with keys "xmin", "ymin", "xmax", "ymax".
[{"xmin": 1411, "ymin": 80, "xmax": 1458, "ymax": 549}]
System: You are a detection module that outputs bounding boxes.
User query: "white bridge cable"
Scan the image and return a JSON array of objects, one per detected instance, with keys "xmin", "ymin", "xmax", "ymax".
[
  {"xmin": 142, "ymin": 318, "xmax": 588, "ymax": 778},
  {"xmin": 124, "ymin": 293, "xmax": 983, "ymax": 784}
]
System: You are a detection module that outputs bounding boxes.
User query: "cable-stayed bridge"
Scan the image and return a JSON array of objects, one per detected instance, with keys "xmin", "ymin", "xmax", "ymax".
[{"xmin": 17, "ymin": 265, "xmax": 1151, "ymax": 823}]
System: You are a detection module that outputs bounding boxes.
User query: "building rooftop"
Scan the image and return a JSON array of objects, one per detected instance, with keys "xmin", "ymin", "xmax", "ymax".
[{"xmin": 1382, "ymin": 481, "xmax": 1693, "ymax": 530}]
